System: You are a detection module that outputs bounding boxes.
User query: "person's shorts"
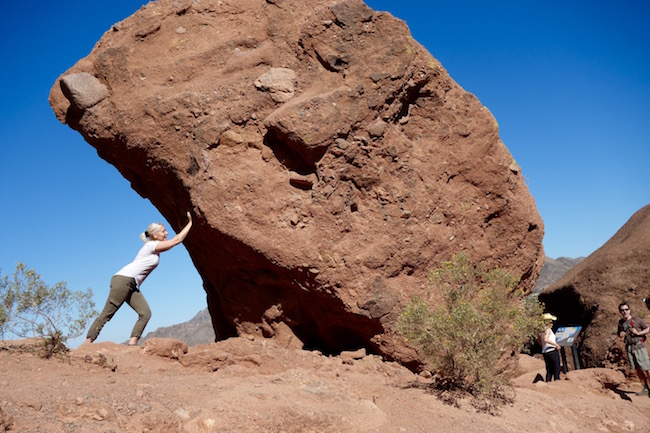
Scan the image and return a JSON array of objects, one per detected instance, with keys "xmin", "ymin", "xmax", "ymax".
[{"xmin": 627, "ymin": 345, "xmax": 650, "ymax": 371}]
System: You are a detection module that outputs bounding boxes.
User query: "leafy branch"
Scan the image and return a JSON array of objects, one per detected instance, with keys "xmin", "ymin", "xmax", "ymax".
[{"xmin": 0, "ymin": 263, "xmax": 97, "ymax": 357}]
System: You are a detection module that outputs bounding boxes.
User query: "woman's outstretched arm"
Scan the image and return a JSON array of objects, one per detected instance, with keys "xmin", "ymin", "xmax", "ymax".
[{"xmin": 155, "ymin": 211, "xmax": 193, "ymax": 252}]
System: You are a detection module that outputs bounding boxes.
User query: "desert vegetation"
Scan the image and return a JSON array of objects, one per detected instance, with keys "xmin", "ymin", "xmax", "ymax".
[
  {"xmin": 398, "ymin": 253, "xmax": 545, "ymax": 410},
  {"xmin": 0, "ymin": 263, "xmax": 97, "ymax": 357}
]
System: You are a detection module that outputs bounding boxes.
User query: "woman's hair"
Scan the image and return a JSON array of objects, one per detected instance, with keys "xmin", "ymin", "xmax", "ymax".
[{"xmin": 140, "ymin": 223, "xmax": 165, "ymax": 243}]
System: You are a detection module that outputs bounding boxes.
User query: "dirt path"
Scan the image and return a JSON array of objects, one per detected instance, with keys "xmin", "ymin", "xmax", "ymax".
[{"xmin": 1, "ymin": 338, "xmax": 649, "ymax": 433}]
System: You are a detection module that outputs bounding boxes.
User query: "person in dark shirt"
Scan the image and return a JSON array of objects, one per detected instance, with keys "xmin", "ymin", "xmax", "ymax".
[{"xmin": 617, "ymin": 302, "xmax": 650, "ymax": 396}]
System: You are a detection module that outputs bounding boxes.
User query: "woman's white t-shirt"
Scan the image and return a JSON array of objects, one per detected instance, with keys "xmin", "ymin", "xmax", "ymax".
[
  {"xmin": 115, "ymin": 241, "xmax": 160, "ymax": 288},
  {"xmin": 541, "ymin": 328, "xmax": 558, "ymax": 354}
]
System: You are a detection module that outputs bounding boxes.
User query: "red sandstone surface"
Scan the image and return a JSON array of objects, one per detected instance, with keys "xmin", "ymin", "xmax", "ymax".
[{"xmin": 49, "ymin": 0, "xmax": 543, "ymax": 366}]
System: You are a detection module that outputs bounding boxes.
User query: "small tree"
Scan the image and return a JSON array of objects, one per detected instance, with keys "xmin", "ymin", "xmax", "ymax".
[
  {"xmin": 0, "ymin": 271, "xmax": 7, "ymax": 333},
  {"xmin": 0, "ymin": 263, "xmax": 97, "ymax": 357},
  {"xmin": 398, "ymin": 253, "xmax": 545, "ymax": 408}
]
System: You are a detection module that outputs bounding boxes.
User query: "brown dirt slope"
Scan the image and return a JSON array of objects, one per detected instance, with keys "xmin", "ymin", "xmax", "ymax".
[{"xmin": 1, "ymin": 337, "xmax": 649, "ymax": 433}]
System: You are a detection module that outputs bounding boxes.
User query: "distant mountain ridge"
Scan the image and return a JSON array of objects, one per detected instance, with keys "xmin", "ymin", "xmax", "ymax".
[
  {"xmin": 145, "ymin": 256, "xmax": 580, "ymax": 346},
  {"xmin": 533, "ymin": 256, "xmax": 584, "ymax": 295},
  {"xmin": 142, "ymin": 308, "xmax": 215, "ymax": 345}
]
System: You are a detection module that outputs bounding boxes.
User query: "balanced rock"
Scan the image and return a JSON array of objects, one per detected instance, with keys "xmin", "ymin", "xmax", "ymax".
[{"xmin": 49, "ymin": 0, "xmax": 544, "ymax": 367}]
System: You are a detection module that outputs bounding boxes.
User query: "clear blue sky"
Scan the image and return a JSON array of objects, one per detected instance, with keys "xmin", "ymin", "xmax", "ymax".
[{"xmin": 1, "ymin": 1, "xmax": 648, "ymax": 346}]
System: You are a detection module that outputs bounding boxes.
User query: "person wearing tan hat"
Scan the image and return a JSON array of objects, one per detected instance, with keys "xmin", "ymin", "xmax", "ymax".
[
  {"xmin": 540, "ymin": 313, "xmax": 561, "ymax": 382},
  {"xmin": 617, "ymin": 301, "xmax": 650, "ymax": 396}
]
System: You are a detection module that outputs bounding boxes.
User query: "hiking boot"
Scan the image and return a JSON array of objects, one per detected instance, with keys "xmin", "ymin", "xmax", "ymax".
[{"xmin": 635, "ymin": 387, "xmax": 649, "ymax": 396}]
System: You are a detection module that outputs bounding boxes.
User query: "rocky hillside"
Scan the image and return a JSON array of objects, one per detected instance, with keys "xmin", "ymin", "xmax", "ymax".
[
  {"xmin": 533, "ymin": 256, "xmax": 584, "ymax": 295},
  {"xmin": 539, "ymin": 204, "xmax": 650, "ymax": 368},
  {"xmin": 144, "ymin": 308, "xmax": 216, "ymax": 345}
]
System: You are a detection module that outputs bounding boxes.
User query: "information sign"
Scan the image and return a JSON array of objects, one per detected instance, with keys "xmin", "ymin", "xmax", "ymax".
[{"xmin": 555, "ymin": 326, "xmax": 582, "ymax": 347}]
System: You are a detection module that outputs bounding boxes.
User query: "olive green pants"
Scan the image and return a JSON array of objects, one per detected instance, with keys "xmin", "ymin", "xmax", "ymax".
[{"xmin": 86, "ymin": 275, "xmax": 152, "ymax": 341}]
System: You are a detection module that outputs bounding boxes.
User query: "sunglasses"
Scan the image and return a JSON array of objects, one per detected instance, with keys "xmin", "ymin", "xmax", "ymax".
[{"xmin": 619, "ymin": 308, "xmax": 630, "ymax": 312}]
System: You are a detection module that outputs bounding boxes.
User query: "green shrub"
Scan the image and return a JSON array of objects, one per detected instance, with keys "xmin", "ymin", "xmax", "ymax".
[
  {"xmin": 398, "ymin": 253, "xmax": 545, "ymax": 407},
  {"xmin": 0, "ymin": 263, "xmax": 97, "ymax": 358}
]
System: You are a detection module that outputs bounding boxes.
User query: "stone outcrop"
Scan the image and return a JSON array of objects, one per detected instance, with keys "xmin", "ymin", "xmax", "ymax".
[
  {"xmin": 539, "ymin": 204, "xmax": 650, "ymax": 368},
  {"xmin": 59, "ymin": 72, "xmax": 109, "ymax": 109},
  {"xmin": 49, "ymin": 0, "xmax": 544, "ymax": 367}
]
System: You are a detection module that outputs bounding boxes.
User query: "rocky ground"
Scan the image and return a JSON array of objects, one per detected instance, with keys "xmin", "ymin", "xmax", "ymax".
[{"xmin": 1, "ymin": 337, "xmax": 649, "ymax": 433}]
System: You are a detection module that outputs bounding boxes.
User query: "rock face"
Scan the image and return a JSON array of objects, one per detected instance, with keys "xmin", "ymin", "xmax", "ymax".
[
  {"xmin": 539, "ymin": 204, "xmax": 650, "ymax": 368},
  {"xmin": 49, "ymin": 0, "xmax": 543, "ymax": 366}
]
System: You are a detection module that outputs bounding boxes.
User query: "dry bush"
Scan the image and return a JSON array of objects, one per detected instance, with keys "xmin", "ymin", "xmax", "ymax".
[
  {"xmin": 0, "ymin": 263, "xmax": 97, "ymax": 358},
  {"xmin": 398, "ymin": 253, "xmax": 545, "ymax": 410}
]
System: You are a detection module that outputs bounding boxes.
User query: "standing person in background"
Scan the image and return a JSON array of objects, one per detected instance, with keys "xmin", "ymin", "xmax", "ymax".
[
  {"xmin": 540, "ymin": 313, "xmax": 562, "ymax": 382},
  {"xmin": 85, "ymin": 211, "xmax": 193, "ymax": 346},
  {"xmin": 617, "ymin": 301, "xmax": 650, "ymax": 396}
]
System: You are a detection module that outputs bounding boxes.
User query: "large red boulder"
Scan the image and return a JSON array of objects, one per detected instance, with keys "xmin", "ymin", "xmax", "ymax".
[{"xmin": 50, "ymin": 0, "xmax": 544, "ymax": 367}]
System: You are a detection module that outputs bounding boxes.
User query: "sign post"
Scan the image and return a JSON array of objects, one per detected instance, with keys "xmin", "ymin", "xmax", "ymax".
[{"xmin": 555, "ymin": 326, "xmax": 582, "ymax": 372}]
